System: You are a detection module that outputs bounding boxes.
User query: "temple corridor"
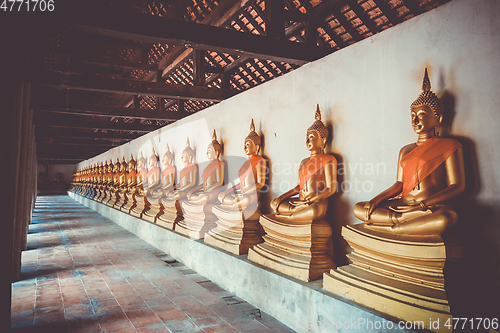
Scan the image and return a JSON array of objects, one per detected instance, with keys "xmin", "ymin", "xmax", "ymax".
[{"xmin": 11, "ymin": 195, "xmax": 294, "ymax": 333}]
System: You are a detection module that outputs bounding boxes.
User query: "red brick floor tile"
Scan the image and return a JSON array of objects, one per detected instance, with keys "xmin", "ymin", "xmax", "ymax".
[
  {"xmin": 229, "ymin": 319, "xmax": 269, "ymax": 332},
  {"xmin": 154, "ymin": 307, "xmax": 190, "ymax": 323},
  {"xmin": 100, "ymin": 319, "xmax": 135, "ymax": 333},
  {"xmin": 125, "ymin": 308, "xmax": 163, "ymax": 328},
  {"xmin": 164, "ymin": 319, "xmax": 200, "ymax": 333},
  {"xmin": 191, "ymin": 316, "xmax": 228, "ymax": 329},
  {"xmin": 135, "ymin": 323, "xmax": 171, "ymax": 332},
  {"xmin": 202, "ymin": 324, "xmax": 239, "ymax": 333},
  {"xmin": 184, "ymin": 304, "xmax": 217, "ymax": 320},
  {"xmin": 144, "ymin": 296, "xmax": 175, "ymax": 309}
]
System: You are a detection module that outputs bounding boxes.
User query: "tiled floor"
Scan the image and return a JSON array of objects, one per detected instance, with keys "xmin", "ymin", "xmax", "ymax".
[{"xmin": 11, "ymin": 195, "xmax": 295, "ymax": 333}]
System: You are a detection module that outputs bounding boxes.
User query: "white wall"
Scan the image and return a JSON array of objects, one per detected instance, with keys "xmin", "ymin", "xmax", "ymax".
[{"xmin": 79, "ymin": 0, "xmax": 500, "ymax": 310}]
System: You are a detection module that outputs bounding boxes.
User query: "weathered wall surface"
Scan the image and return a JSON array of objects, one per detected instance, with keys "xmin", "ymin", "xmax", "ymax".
[{"xmin": 78, "ymin": 0, "xmax": 500, "ymax": 316}]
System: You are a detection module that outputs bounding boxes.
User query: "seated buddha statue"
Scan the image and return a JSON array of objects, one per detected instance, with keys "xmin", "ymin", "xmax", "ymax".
[
  {"xmin": 206, "ymin": 120, "xmax": 267, "ymax": 254},
  {"xmin": 186, "ymin": 130, "xmax": 224, "ymax": 205},
  {"xmin": 120, "ymin": 154, "xmax": 138, "ymax": 213},
  {"xmin": 270, "ymin": 105, "xmax": 338, "ymax": 221},
  {"xmin": 131, "ymin": 149, "xmax": 161, "ymax": 217},
  {"xmin": 170, "ymin": 139, "xmax": 197, "ymax": 201},
  {"xmin": 143, "ymin": 145, "xmax": 176, "ymax": 222},
  {"xmin": 105, "ymin": 159, "xmax": 121, "ymax": 206},
  {"xmin": 217, "ymin": 119, "xmax": 266, "ymax": 212},
  {"xmin": 177, "ymin": 131, "xmax": 224, "ymax": 239},
  {"xmin": 94, "ymin": 162, "xmax": 104, "ymax": 200},
  {"xmin": 102, "ymin": 159, "xmax": 115, "ymax": 203},
  {"xmin": 114, "ymin": 157, "xmax": 129, "ymax": 209},
  {"xmin": 156, "ymin": 138, "xmax": 197, "ymax": 229},
  {"xmin": 248, "ymin": 105, "xmax": 337, "ymax": 281},
  {"xmin": 353, "ymin": 69, "xmax": 465, "ymax": 236}
]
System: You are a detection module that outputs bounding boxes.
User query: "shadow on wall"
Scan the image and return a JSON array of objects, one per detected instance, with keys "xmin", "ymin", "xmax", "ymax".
[
  {"xmin": 441, "ymin": 91, "xmax": 500, "ymax": 322},
  {"xmin": 446, "ymin": 136, "xmax": 500, "ymax": 323}
]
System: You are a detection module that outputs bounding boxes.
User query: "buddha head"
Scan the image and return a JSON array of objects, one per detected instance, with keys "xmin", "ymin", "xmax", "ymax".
[
  {"xmin": 149, "ymin": 148, "xmax": 159, "ymax": 168},
  {"xmin": 306, "ymin": 105, "xmax": 328, "ymax": 152},
  {"xmin": 163, "ymin": 144, "xmax": 173, "ymax": 166},
  {"xmin": 120, "ymin": 157, "xmax": 127, "ymax": 172},
  {"xmin": 137, "ymin": 151, "xmax": 146, "ymax": 169},
  {"xmin": 182, "ymin": 138, "xmax": 194, "ymax": 165},
  {"xmin": 103, "ymin": 161, "xmax": 109, "ymax": 173},
  {"xmin": 114, "ymin": 159, "xmax": 120, "ymax": 172},
  {"xmin": 128, "ymin": 154, "xmax": 137, "ymax": 172},
  {"xmin": 207, "ymin": 130, "xmax": 222, "ymax": 160},
  {"xmin": 244, "ymin": 119, "xmax": 261, "ymax": 156},
  {"xmin": 108, "ymin": 160, "xmax": 113, "ymax": 173},
  {"xmin": 410, "ymin": 69, "xmax": 444, "ymax": 136}
]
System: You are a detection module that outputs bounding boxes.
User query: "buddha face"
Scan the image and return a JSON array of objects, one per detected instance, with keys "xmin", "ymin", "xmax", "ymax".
[
  {"xmin": 181, "ymin": 151, "xmax": 192, "ymax": 165},
  {"xmin": 306, "ymin": 130, "xmax": 325, "ymax": 152},
  {"xmin": 207, "ymin": 145, "xmax": 217, "ymax": 160},
  {"xmin": 137, "ymin": 159, "xmax": 144, "ymax": 169},
  {"xmin": 411, "ymin": 105, "xmax": 441, "ymax": 135},
  {"xmin": 128, "ymin": 162, "xmax": 135, "ymax": 171},
  {"xmin": 244, "ymin": 139, "xmax": 259, "ymax": 156},
  {"xmin": 149, "ymin": 156, "xmax": 156, "ymax": 168},
  {"xmin": 163, "ymin": 154, "xmax": 172, "ymax": 166}
]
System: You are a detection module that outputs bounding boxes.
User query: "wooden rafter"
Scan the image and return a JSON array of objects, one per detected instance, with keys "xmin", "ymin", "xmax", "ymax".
[{"xmin": 34, "ymin": 72, "xmax": 236, "ymax": 102}]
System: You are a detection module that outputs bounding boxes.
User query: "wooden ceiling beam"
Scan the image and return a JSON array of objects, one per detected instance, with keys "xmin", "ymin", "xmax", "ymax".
[
  {"xmin": 57, "ymin": 8, "xmax": 325, "ymax": 65},
  {"xmin": 35, "ymin": 127, "xmax": 144, "ymax": 140},
  {"xmin": 34, "ymin": 111, "xmax": 160, "ymax": 132},
  {"xmin": 33, "ymin": 72, "xmax": 235, "ymax": 102},
  {"xmin": 32, "ymin": 101, "xmax": 185, "ymax": 121}
]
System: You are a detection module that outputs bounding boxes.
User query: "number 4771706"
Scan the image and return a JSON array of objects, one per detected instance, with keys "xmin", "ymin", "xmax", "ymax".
[
  {"xmin": 444, "ymin": 318, "xmax": 498, "ymax": 330},
  {"xmin": 1, "ymin": 0, "xmax": 55, "ymax": 11}
]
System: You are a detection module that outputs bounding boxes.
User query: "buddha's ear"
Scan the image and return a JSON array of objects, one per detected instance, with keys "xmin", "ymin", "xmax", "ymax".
[
  {"xmin": 256, "ymin": 145, "xmax": 261, "ymax": 154},
  {"xmin": 438, "ymin": 114, "xmax": 443, "ymax": 125}
]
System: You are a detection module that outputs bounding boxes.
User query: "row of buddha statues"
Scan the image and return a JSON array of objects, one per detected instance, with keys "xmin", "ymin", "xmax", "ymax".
[{"xmin": 70, "ymin": 70, "xmax": 465, "ymax": 329}]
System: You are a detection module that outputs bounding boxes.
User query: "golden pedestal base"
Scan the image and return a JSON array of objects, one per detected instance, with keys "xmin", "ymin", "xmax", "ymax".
[
  {"xmin": 120, "ymin": 192, "xmax": 136, "ymax": 214},
  {"xmin": 142, "ymin": 196, "xmax": 163, "ymax": 223},
  {"xmin": 175, "ymin": 201, "xmax": 217, "ymax": 240},
  {"xmin": 114, "ymin": 189, "xmax": 128, "ymax": 210},
  {"xmin": 247, "ymin": 215, "xmax": 335, "ymax": 282},
  {"xmin": 130, "ymin": 195, "xmax": 149, "ymax": 218},
  {"xmin": 323, "ymin": 224, "xmax": 463, "ymax": 333},
  {"xmin": 155, "ymin": 200, "xmax": 182, "ymax": 230},
  {"xmin": 204, "ymin": 206, "xmax": 263, "ymax": 255},
  {"xmin": 106, "ymin": 190, "xmax": 119, "ymax": 207}
]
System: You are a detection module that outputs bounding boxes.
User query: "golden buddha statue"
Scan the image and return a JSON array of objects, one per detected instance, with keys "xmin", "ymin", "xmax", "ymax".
[
  {"xmin": 206, "ymin": 119, "xmax": 267, "ymax": 254},
  {"xmin": 114, "ymin": 157, "xmax": 129, "ymax": 209},
  {"xmin": 106, "ymin": 159, "xmax": 121, "ymax": 206},
  {"xmin": 270, "ymin": 105, "xmax": 337, "ymax": 221},
  {"xmin": 353, "ymin": 69, "xmax": 465, "ymax": 236},
  {"xmin": 324, "ymin": 69, "xmax": 465, "ymax": 327},
  {"xmin": 120, "ymin": 154, "xmax": 138, "ymax": 213},
  {"xmin": 143, "ymin": 144, "xmax": 176, "ymax": 223},
  {"xmin": 186, "ymin": 130, "xmax": 224, "ymax": 205},
  {"xmin": 217, "ymin": 119, "xmax": 266, "ymax": 211},
  {"xmin": 97, "ymin": 161, "xmax": 110, "ymax": 202},
  {"xmin": 171, "ymin": 138, "xmax": 197, "ymax": 201},
  {"xmin": 176, "ymin": 131, "xmax": 224, "ymax": 239},
  {"xmin": 248, "ymin": 105, "xmax": 337, "ymax": 281},
  {"xmin": 131, "ymin": 149, "xmax": 161, "ymax": 218},
  {"xmin": 102, "ymin": 159, "xmax": 115, "ymax": 204},
  {"xmin": 95, "ymin": 162, "xmax": 104, "ymax": 200},
  {"xmin": 156, "ymin": 138, "xmax": 197, "ymax": 229}
]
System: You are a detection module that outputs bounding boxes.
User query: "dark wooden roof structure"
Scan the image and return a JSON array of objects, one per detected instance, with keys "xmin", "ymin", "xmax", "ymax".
[{"xmin": 21, "ymin": 0, "xmax": 449, "ymax": 163}]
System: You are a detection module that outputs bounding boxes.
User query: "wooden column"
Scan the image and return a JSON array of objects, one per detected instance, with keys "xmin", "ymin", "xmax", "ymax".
[
  {"xmin": 0, "ymin": 18, "xmax": 24, "ymax": 330},
  {"xmin": 266, "ymin": 0, "xmax": 285, "ymax": 39},
  {"xmin": 193, "ymin": 50, "xmax": 206, "ymax": 86},
  {"xmin": 156, "ymin": 70, "xmax": 165, "ymax": 111}
]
